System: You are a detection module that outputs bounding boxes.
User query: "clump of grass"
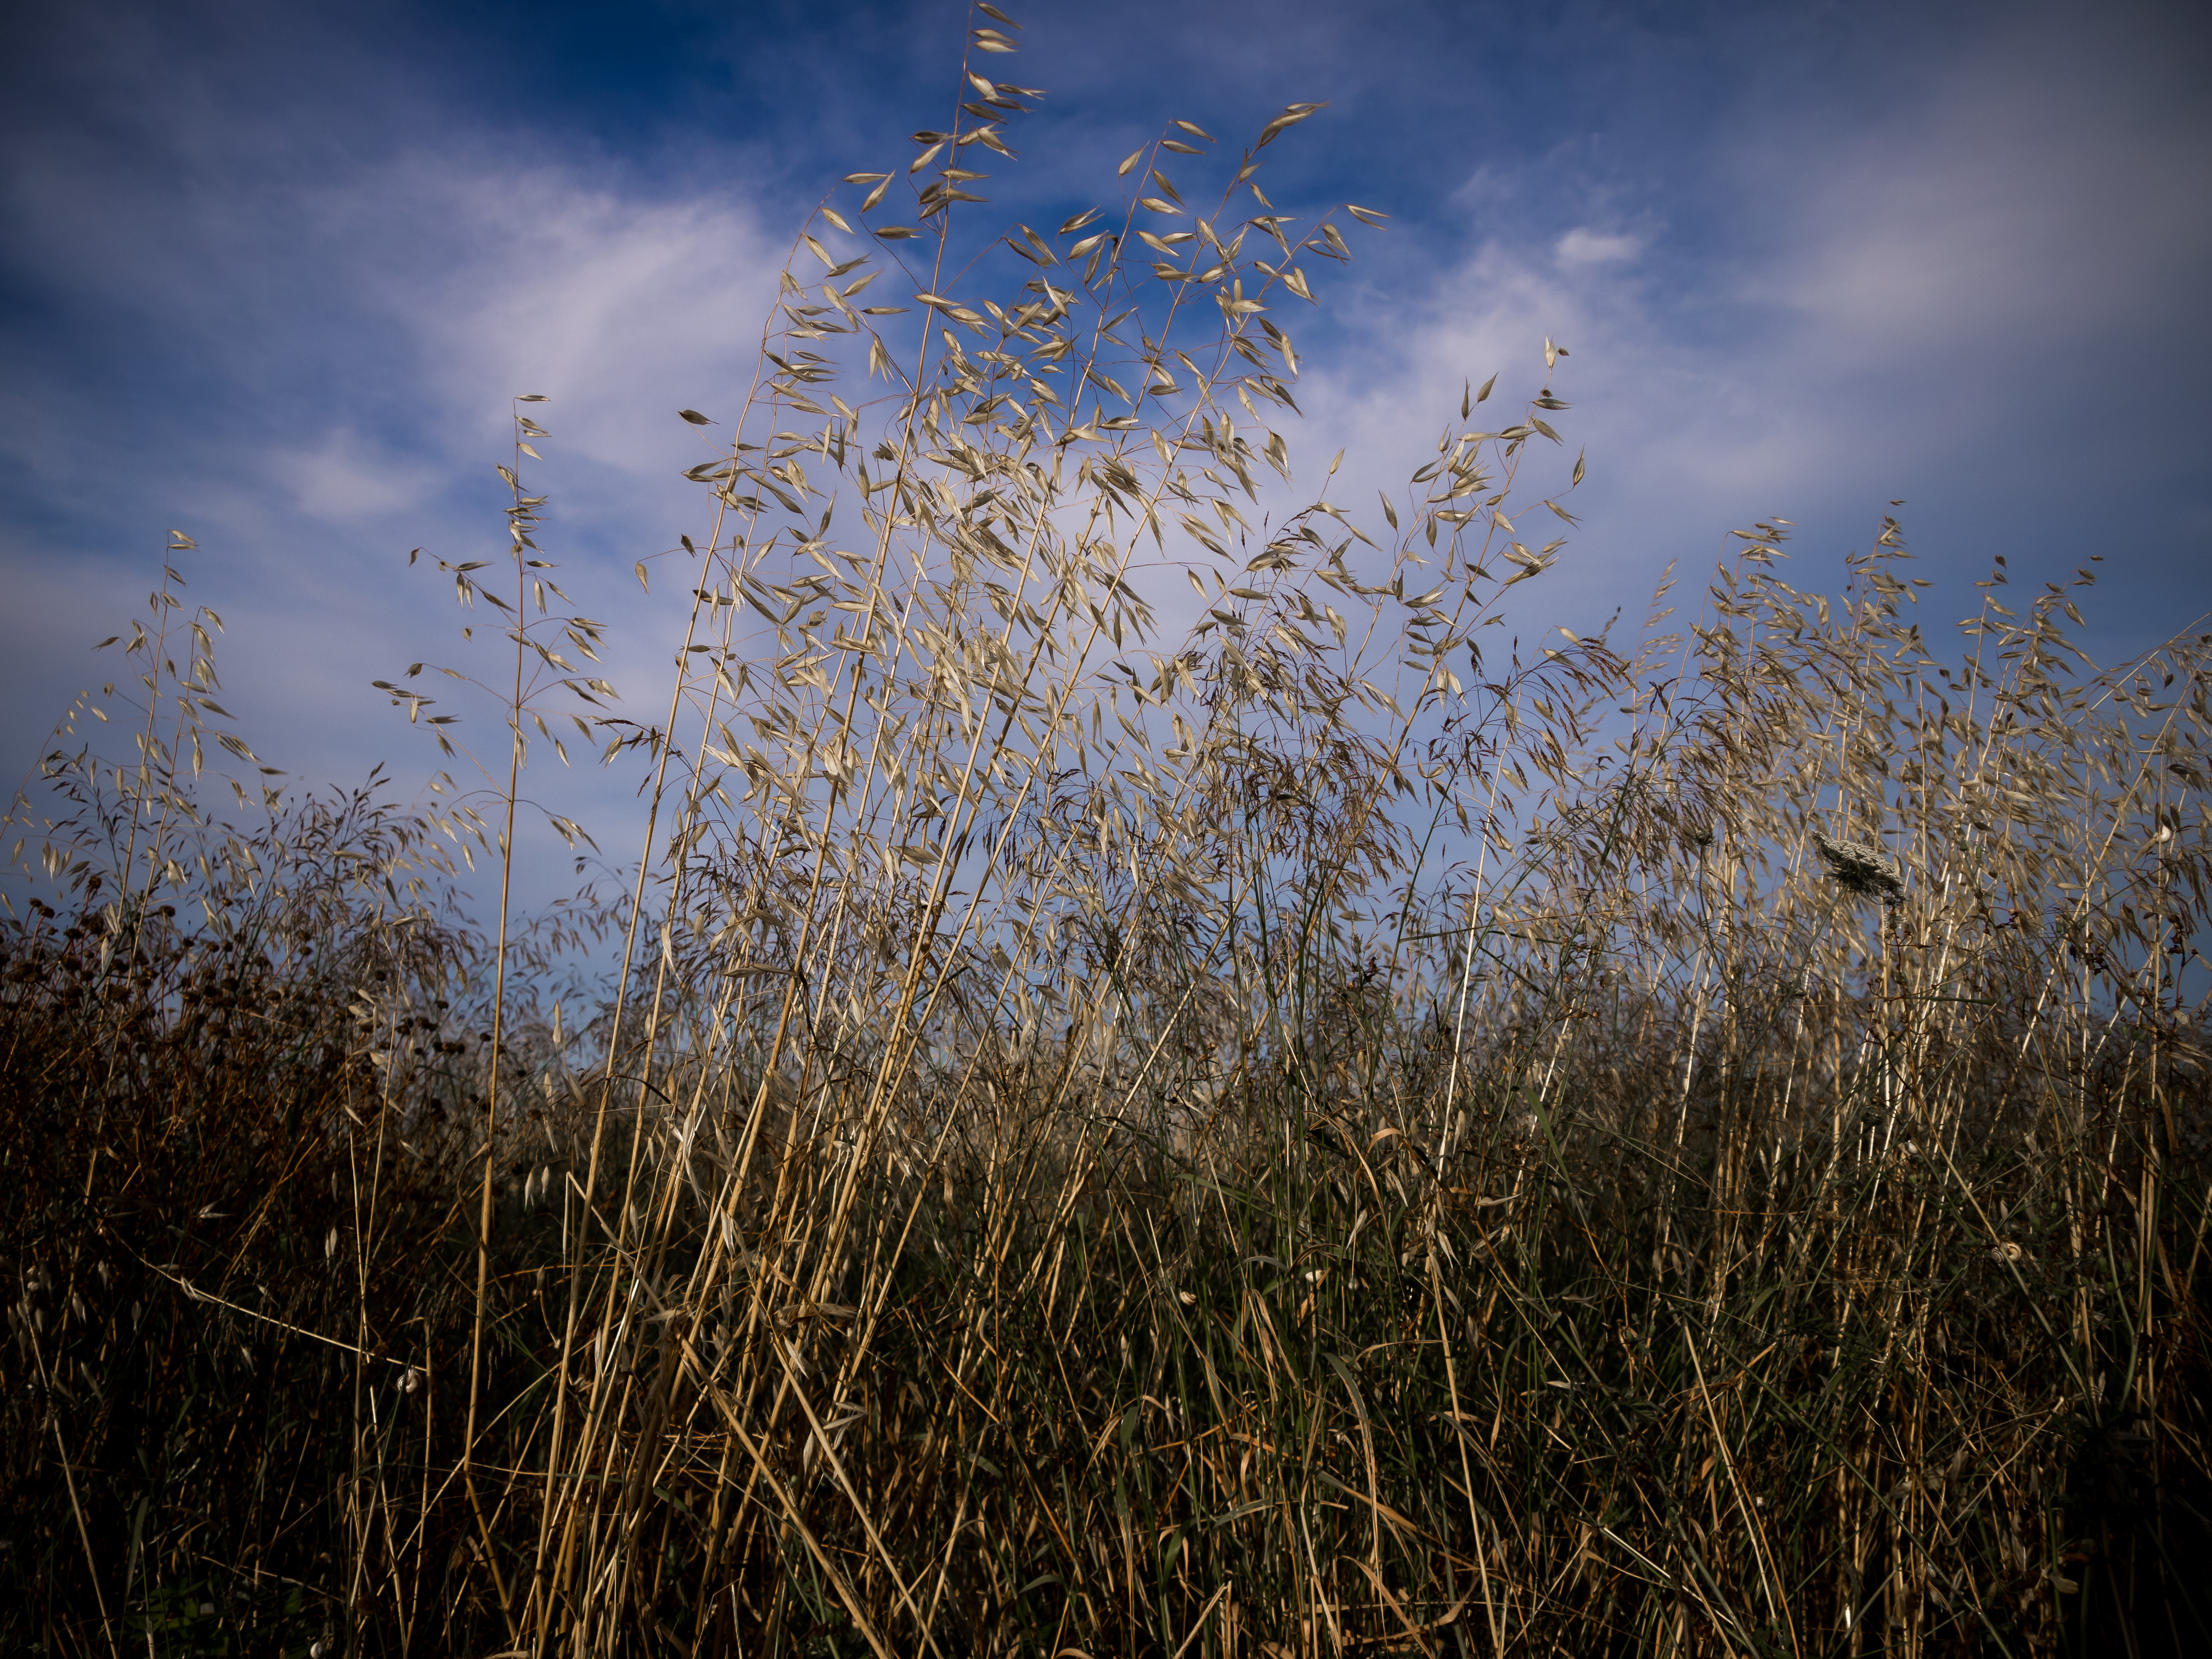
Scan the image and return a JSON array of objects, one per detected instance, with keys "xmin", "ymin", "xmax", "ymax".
[{"xmin": 7, "ymin": 5, "xmax": 2211, "ymax": 1655}]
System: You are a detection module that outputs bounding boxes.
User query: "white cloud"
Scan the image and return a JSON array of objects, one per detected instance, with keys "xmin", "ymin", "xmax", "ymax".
[
  {"xmin": 1554, "ymin": 228, "xmax": 1643, "ymax": 268},
  {"xmin": 271, "ymin": 427, "xmax": 445, "ymax": 522},
  {"xmin": 1739, "ymin": 19, "xmax": 2211, "ymax": 365},
  {"xmin": 332, "ymin": 159, "xmax": 783, "ymax": 479},
  {"xmin": 0, "ymin": 63, "xmax": 792, "ymax": 901},
  {"xmin": 1289, "ymin": 2, "xmax": 2212, "ymax": 647},
  {"xmin": 4, "ymin": 0, "xmax": 2205, "ymax": 917}
]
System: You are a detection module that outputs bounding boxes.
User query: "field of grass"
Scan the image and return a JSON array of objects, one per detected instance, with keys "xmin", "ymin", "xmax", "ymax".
[{"xmin": 5, "ymin": 13, "xmax": 2210, "ymax": 1655}]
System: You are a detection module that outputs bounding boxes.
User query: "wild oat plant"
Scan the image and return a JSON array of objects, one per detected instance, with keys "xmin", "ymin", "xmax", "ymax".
[{"xmin": 5, "ymin": 10, "xmax": 2210, "ymax": 1656}]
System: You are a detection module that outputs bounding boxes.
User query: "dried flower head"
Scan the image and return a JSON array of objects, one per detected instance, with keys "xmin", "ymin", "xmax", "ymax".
[{"xmin": 1810, "ymin": 828, "xmax": 1905, "ymax": 902}]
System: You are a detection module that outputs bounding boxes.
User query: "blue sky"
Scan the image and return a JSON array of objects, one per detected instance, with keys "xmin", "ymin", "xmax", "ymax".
[{"xmin": 4, "ymin": 0, "xmax": 2208, "ymax": 912}]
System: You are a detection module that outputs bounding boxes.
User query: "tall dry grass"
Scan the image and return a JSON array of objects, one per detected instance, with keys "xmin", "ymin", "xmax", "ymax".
[{"xmin": 5, "ymin": 7, "xmax": 2210, "ymax": 1655}]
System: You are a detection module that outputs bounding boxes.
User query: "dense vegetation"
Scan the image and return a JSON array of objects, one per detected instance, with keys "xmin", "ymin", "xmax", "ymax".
[{"xmin": 5, "ymin": 9, "xmax": 2209, "ymax": 1654}]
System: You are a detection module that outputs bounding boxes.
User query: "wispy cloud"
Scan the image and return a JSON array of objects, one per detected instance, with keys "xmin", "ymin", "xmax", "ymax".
[
  {"xmin": 3, "ymin": 0, "xmax": 2205, "ymax": 910},
  {"xmin": 1741, "ymin": 19, "xmax": 2212, "ymax": 363},
  {"xmin": 0, "ymin": 10, "xmax": 786, "ymax": 895},
  {"xmin": 334, "ymin": 159, "xmax": 782, "ymax": 475},
  {"xmin": 1286, "ymin": 0, "xmax": 2212, "ymax": 648},
  {"xmin": 1555, "ymin": 228, "xmax": 1644, "ymax": 269}
]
